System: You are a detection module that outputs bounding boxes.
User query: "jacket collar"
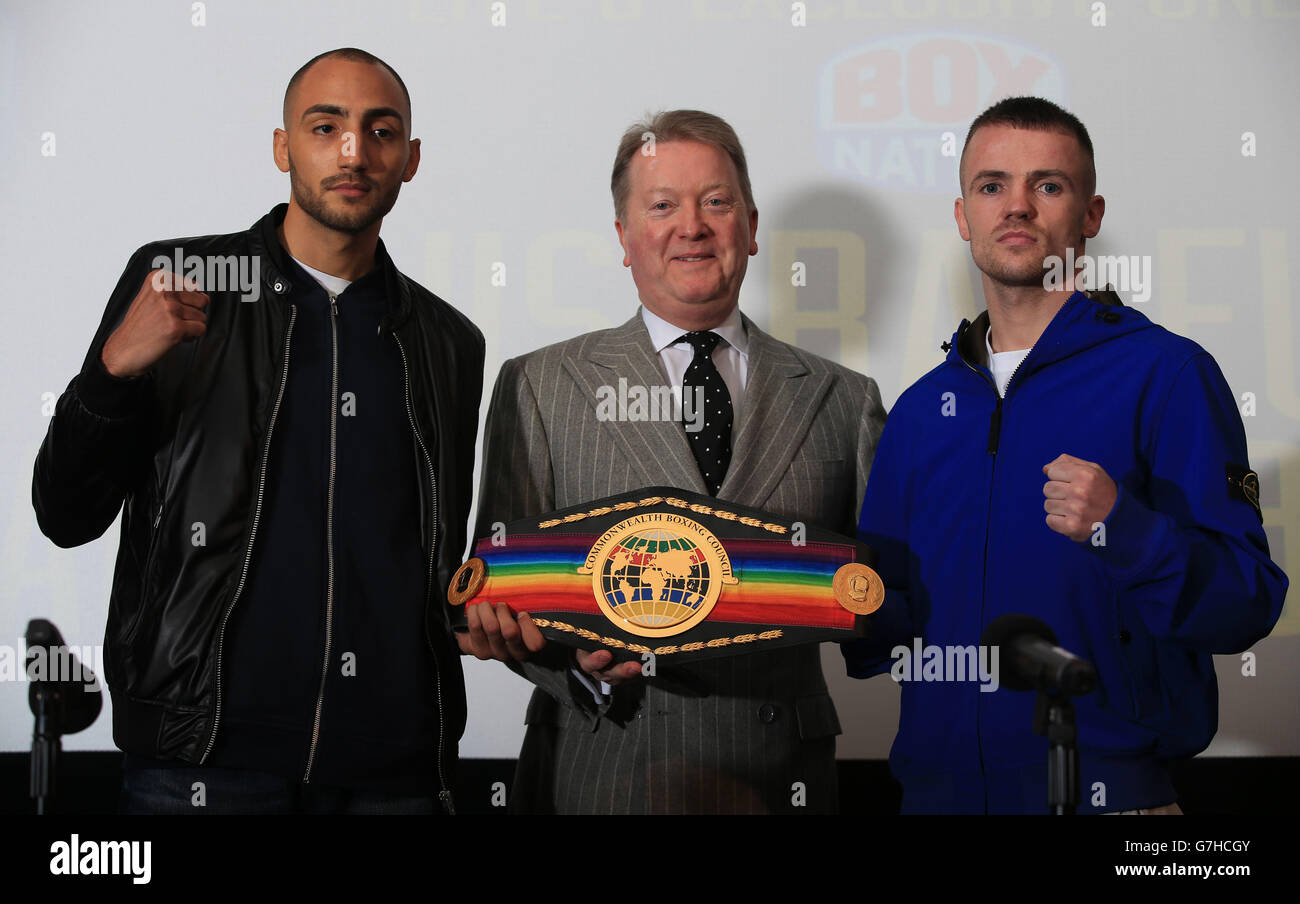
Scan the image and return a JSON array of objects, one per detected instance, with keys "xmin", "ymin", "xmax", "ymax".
[
  {"xmin": 249, "ymin": 203, "xmax": 413, "ymax": 333},
  {"xmin": 721, "ymin": 315, "xmax": 828, "ymax": 505},
  {"xmin": 950, "ymin": 288, "xmax": 1141, "ymax": 375},
  {"xmin": 567, "ymin": 312, "xmax": 708, "ymax": 494}
]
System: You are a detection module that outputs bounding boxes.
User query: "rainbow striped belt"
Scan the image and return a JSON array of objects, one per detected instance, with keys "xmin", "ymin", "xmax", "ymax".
[{"xmin": 450, "ymin": 487, "xmax": 883, "ymax": 663}]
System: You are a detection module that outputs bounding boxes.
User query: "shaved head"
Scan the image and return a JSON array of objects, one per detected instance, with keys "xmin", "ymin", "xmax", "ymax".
[{"xmin": 283, "ymin": 47, "xmax": 411, "ymax": 132}]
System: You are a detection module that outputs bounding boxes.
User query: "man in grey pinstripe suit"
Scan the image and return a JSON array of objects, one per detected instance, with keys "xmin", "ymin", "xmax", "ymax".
[{"xmin": 460, "ymin": 111, "xmax": 886, "ymax": 814}]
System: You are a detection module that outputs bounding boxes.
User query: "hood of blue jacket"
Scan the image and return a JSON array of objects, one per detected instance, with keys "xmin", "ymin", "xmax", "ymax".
[{"xmin": 945, "ymin": 288, "xmax": 1149, "ymax": 378}]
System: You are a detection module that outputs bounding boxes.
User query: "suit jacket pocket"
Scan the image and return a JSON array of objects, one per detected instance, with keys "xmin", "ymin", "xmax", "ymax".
[
  {"xmin": 524, "ymin": 688, "xmax": 563, "ymax": 726},
  {"xmin": 795, "ymin": 692, "xmax": 842, "ymax": 740}
]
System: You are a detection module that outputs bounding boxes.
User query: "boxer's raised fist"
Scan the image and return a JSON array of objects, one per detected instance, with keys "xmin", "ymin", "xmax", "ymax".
[{"xmin": 100, "ymin": 269, "xmax": 210, "ymax": 378}]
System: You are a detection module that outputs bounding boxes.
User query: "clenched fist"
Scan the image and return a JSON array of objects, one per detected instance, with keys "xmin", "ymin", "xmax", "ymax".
[
  {"xmin": 100, "ymin": 270, "xmax": 210, "ymax": 378},
  {"xmin": 1042, "ymin": 453, "xmax": 1118, "ymax": 542}
]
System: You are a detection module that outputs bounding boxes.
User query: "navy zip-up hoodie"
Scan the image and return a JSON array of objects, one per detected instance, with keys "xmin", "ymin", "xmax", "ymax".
[{"xmin": 844, "ymin": 291, "xmax": 1286, "ymax": 814}]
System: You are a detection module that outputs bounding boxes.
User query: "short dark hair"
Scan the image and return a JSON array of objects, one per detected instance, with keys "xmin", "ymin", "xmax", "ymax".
[
  {"xmin": 282, "ymin": 48, "xmax": 411, "ymax": 130},
  {"xmin": 960, "ymin": 96, "xmax": 1095, "ymax": 196},
  {"xmin": 611, "ymin": 110, "xmax": 755, "ymax": 221}
]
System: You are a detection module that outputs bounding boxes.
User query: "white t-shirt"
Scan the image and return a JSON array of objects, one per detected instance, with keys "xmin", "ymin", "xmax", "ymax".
[
  {"xmin": 291, "ymin": 256, "xmax": 352, "ymax": 298},
  {"xmin": 986, "ymin": 326, "xmax": 1031, "ymax": 398}
]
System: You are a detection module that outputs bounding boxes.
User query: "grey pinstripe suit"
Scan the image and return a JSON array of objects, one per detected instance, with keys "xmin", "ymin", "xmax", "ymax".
[{"xmin": 474, "ymin": 309, "xmax": 885, "ymax": 814}]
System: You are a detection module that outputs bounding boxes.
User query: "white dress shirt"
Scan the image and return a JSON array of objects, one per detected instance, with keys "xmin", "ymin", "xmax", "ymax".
[{"xmin": 640, "ymin": 305, "xmax": 750, "ymax": 429}]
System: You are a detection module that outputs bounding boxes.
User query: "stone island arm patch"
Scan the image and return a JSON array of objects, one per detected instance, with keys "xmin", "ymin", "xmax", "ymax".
[{"xmin": 1226, "ymin": 462, "xmax": 1263, "ymax": 523}]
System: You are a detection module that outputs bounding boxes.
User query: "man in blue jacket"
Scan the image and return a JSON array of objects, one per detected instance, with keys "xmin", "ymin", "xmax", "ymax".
[{"xmin": 844, "ymin": 97, "xmax": 1287, "ymax": 814}]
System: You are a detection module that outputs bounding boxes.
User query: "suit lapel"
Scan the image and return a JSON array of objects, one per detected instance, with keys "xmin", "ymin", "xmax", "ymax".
[
  {"xmin": 719, "ymin": 317, "xmax": 832, "ymax": 506},
  {"xmin": 561, "ymin": 312, "xmax": 708, "ymax": 494}
]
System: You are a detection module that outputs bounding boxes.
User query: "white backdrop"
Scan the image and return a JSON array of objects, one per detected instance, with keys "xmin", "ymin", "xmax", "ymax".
[{"xmin": 1, "ymin": 0, "xmax": 1297, "ymax": 760}]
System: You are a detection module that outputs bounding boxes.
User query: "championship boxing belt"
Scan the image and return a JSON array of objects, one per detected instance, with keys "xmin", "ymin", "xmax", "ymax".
[{"xmin": 449, "ymin": 487, "xmax": 884, "ymax": 664}]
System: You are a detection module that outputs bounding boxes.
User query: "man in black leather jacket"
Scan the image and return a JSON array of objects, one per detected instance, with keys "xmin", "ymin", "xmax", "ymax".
[{"xmin": 31, "ymin": 48, "xmax": 483, "ymax": 814}]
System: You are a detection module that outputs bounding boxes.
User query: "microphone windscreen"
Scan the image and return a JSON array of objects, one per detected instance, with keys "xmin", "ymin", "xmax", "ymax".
[
  {"xmin": 25, "ymin": 618, "xmax": 102, "ymax": 734},
  {"xmin": 981, "ymin": 613, "xmax": 1058, "ymax": 650},
  {"xmin": 25, "ymin": 618, "xmax": 63, "ymax": 649}
]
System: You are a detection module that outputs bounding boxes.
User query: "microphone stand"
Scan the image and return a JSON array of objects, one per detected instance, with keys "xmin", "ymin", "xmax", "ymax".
[
  {"xmin": 26, "ymin": 619, "xmax": 102, "ymax": 816},
  {"xmin": 1033, "ymin": 691, "xmax": 1078, "ymax": 816},
  {"xmin": 30, "ymin": 682, "xmax": 62, "ymax": 816}
]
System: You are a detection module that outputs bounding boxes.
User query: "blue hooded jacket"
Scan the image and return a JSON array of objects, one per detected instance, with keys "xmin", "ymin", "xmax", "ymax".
[{"xmin": 844, "ymin": 291, "xmax": 1287, "ymax": 814}]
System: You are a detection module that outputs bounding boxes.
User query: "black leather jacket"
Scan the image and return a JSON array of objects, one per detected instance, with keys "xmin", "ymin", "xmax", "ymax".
[{"xmin": 32, "ymin": 205, "xmax": 483, "ymax": 811}]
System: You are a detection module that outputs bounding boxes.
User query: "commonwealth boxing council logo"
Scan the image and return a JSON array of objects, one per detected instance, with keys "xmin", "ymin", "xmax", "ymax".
[
  {"xmin": 816, "ymin": 33, "xmax": 1065, "ymax": 193},
  {"xmin": 578, "ymin": 513, "xmax": 737, "ymax": 638}
]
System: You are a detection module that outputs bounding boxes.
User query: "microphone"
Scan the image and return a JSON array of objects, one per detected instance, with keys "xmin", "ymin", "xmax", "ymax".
[
  {"xmin": 980, "ymin": 614, "xmax": 1097, "ymax": 696},
  {"xmin": 26, "ymin": 619, "xmax": 102, "ymax": 734}
]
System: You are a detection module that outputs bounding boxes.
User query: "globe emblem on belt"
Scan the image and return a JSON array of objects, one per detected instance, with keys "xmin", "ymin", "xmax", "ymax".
[{"xmin": 579, "ymin": 513, "xmax": 736, "ymax": 638}]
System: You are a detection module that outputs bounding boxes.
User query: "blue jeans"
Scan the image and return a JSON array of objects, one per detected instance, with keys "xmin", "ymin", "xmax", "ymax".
[{"xmin": 120, "ymin": 766, "xmax": 439, "ymax": 815}]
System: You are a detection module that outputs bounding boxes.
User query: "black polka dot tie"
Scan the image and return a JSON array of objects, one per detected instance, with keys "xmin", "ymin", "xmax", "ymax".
[{"xmin": 677, "ymin": 331, "xmax": 733, "ymax": 495}]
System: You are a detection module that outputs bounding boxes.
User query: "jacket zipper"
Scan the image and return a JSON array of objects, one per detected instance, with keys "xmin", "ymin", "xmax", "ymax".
[
  {"xmin": 304, "ymin": 294, "xmax": 341, "ymax": 782},
  {"xmin": 958, "ymin": 325, "xmax": 1029, "ymax": 812},
  {"xmin": 392, "ymin": 333, "xmax": 453, "ymax": 815},
  {"xmin": 133, "ymin": 407, "xmax": 188, "ymax": 644},
  {"xmin": 974, "ymin": 338, "xmax": 1030, "ymax": 455},
  {"xmin": 201, "ymin": 305, "xmax": 298, "ymax": 763},
  {"xmin": 141, "ymin": 496, "xmax": 164, "ymax": 594},
  {"xmin": 126, "ymin": 501, "xmax": 166, "ymax": 648}
]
